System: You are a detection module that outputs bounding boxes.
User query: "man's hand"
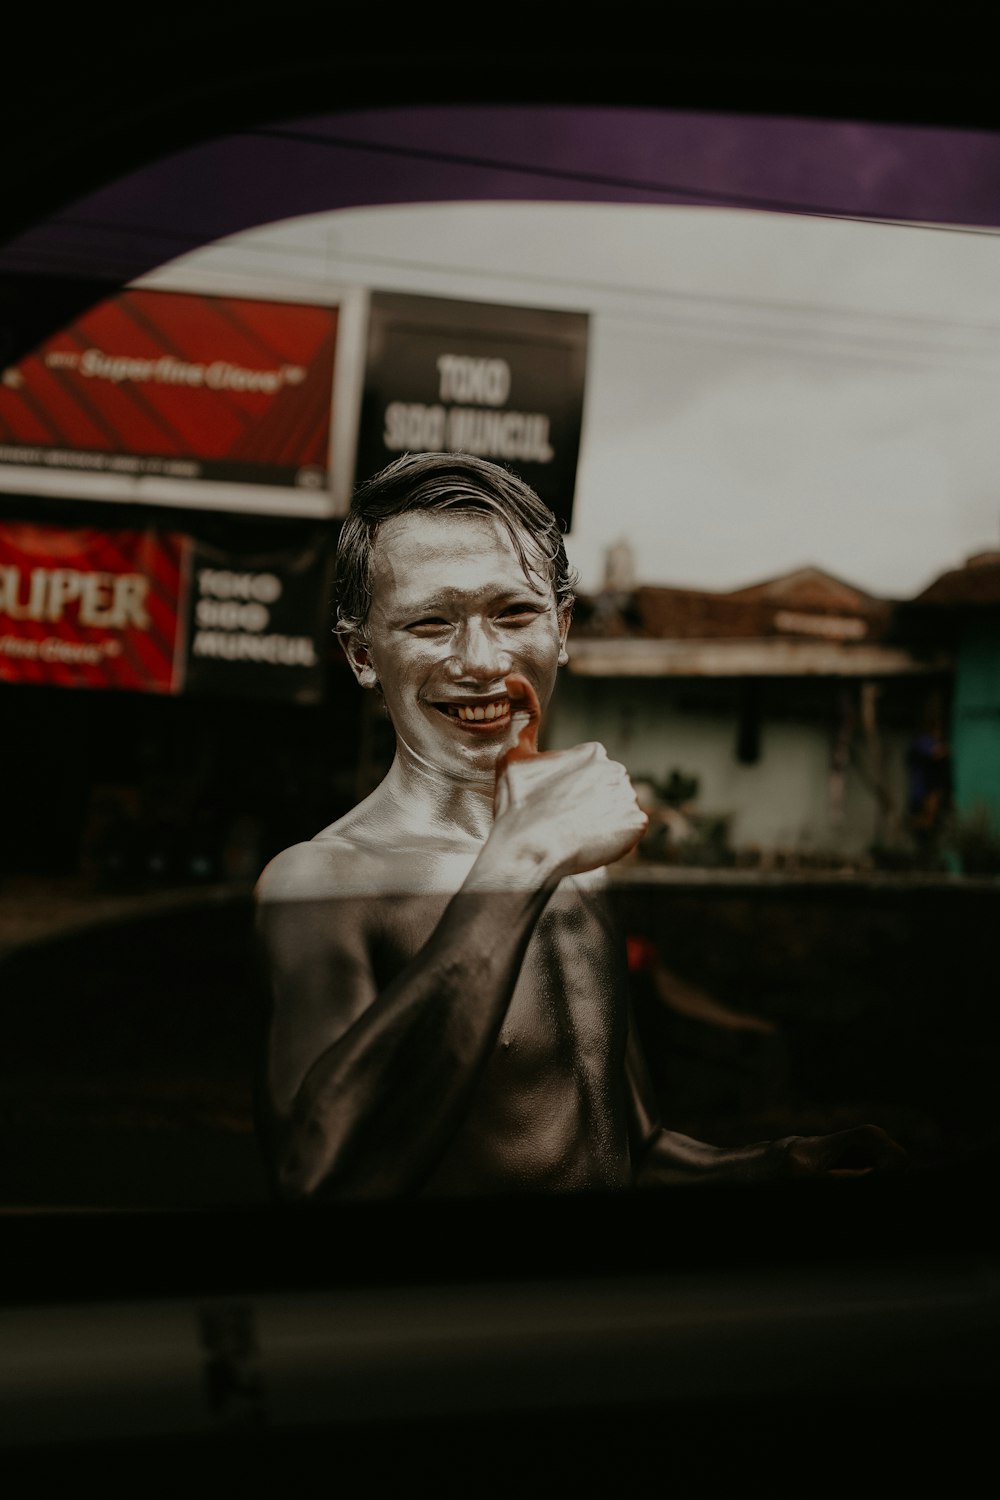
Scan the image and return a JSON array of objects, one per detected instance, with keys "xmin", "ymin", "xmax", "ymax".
[
  {"xmin": 771, "ymin": 1123, "xmax": 909, "ymax": 1179},
  {"xmin": 489, "ymin": 674, "xmax": 648, "ymax": 883},
  {"xmin": 639, "ymin": 1122, "xmax": 909, "ymax": 1187}
]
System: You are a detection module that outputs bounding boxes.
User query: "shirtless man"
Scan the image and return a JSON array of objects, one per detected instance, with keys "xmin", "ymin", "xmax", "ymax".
[{"xmin": 255, "ymin": 452, "xmax": 902, "ymax": 1200}]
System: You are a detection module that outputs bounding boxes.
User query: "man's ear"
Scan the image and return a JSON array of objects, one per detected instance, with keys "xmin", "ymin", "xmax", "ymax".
[
  {"xmin": 342, "ymin": 632, "xmax": 379, "ymax": 689},
  {"xmin": 556, "ymin": 599, "xmax": 573, "ymax": 667}
]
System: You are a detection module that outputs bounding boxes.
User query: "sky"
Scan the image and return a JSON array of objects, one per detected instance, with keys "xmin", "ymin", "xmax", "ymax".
[{"xmin": 144, "ymin": 198, "xmax": 1000, "ymax": 601}]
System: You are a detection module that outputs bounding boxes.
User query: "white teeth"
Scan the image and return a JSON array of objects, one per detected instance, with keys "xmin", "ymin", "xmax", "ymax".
[{"xmin": 447, "ymin": 701, "xmax": 510, "ymax": 722}]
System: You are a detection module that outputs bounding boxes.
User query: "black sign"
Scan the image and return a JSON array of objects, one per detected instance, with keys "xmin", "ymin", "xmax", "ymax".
[
  {"xmin": 356, "ymin": 292, "xmax": 588, "ymax": 532},
  {"xmin": 182, "ymin": 535, "xmax": 332, "ymax": 703}
]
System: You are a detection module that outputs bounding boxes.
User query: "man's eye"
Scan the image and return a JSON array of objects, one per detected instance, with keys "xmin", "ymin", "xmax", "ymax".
[
  {"xmin": 499, "ymin": 605, "xmax": 542, "ymax": 623},
  {"xmin": 408, "ymin": 617, "xmax": 450, "ymax": 632}
]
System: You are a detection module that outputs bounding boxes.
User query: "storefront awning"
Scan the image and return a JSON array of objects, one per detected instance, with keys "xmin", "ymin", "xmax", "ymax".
[{"xmin": 567, "ymin": 637, "xmax": 954, "ymax": 678}]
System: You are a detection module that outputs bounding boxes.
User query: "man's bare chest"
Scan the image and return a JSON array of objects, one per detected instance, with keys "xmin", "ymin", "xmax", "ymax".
[{"xmin": 364, "ymin": 877, "xmax": 626, "ymax": 1078}]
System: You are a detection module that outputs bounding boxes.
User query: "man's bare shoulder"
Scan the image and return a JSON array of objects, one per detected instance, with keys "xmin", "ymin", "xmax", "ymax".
[
  {"xmin": 255, "ymin": 826, "xmax": 388, "ymax": 904},
  {"xmin": 257, "ymin": 772, "xmax": 485, "ymax": 905}
]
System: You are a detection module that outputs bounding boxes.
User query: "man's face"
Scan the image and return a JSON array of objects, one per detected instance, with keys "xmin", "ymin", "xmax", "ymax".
[{"xmin": 351, "ymin": 509, "xmax": 570, "ymax": 782}]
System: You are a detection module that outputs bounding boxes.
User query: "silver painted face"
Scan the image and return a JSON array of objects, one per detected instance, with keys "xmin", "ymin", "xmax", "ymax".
[{"xmin": 356, "ymin": 511, "xmax": 570, "ymax": 785}]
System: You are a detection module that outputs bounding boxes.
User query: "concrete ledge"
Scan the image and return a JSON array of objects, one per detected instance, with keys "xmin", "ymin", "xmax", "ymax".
[{"xmin": 0, "ymin": 878, "xmax": 254, "ymax": 959}]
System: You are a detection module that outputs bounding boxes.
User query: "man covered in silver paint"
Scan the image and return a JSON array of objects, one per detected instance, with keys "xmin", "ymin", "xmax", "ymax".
[{"xmin": 255, "ymin": 453, "xmax": 903, "ymax": 1200}]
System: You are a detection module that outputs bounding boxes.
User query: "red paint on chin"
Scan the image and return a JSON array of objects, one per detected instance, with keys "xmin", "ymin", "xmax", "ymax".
[{"xmin": 497, "ymin": 674, "xmax": 544, "ymax": 772}]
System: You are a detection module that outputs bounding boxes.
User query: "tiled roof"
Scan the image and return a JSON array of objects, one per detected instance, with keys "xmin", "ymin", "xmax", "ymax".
[{"xmin": 575, "ymin": 567, "xmax": 893, "ymax": 642}]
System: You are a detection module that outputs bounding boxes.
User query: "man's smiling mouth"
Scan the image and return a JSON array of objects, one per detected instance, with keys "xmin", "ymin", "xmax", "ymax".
[{"xmin": 434, "ymin": 698, "xmax": 512, "ymax": 727}]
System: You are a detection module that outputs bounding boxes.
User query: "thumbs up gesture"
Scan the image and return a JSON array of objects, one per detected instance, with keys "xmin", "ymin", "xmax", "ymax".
[{"xmin": 491, "ymin": 674, "xmax": 648, "ymax": 882}]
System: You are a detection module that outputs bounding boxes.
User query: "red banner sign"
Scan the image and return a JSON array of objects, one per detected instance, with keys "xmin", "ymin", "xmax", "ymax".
[
  {"xmin": 0, "ymin": 522, "xmax": 185, "ymax": 693},
  {"xmin": 0, "ymin": 289, "xmax": 338, "ymax": 507},
  {"xmin": 0, "ymin": 521, "xmax": 332, "ymax": 699}
]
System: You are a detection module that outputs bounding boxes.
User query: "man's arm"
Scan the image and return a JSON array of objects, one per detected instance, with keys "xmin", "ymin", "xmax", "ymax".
[
  {"xmin": 624, "ymin": 1008, "xmax": 906, "ymax": 1185},
  {"xmin": 257, "ymin": 845, "xmax": 558, "ymax": 1201},
  {"xmin": 257, "ymin": 739, "xmax": 648, "ymax": 1202}
]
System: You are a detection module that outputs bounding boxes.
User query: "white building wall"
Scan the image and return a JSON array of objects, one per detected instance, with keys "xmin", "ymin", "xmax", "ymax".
[{"xmin": 546, "ymin": 674, "xmax": 911, "ymax": 858}]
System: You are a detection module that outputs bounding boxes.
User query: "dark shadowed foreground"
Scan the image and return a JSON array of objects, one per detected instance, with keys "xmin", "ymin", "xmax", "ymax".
[{"xmin": 0, "ymin": 873, "xmax": 997, "ymax": 1210}]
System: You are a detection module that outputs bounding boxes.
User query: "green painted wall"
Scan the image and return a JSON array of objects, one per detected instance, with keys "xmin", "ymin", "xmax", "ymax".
[{"xmin": 952, "ymin": 619, "xmax": 1000, "ymax": 830}]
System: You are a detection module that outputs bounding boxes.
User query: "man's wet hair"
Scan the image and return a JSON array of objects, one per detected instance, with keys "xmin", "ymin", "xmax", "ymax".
[{"xmin": 334, "ymin": 451, "xmax": 578, "ymax": 638}]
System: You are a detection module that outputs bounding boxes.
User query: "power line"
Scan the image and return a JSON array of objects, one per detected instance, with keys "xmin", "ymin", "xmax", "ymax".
[
  {"xmin": 313, "ymin": 242, "xmax": 1000, "ymax": 339},
  {"xmin": 20, "ymin": 207, "xmax": 1000, "ymax": 347},
  {"xmin": 11, "ymin": 202, "xmax": 1000, "ymax": 375}
]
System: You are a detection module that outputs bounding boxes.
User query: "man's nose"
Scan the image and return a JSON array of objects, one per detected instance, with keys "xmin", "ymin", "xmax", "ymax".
[{"xmin": 446, "ymin": 621, "xmax": 512, "ymax": 681}]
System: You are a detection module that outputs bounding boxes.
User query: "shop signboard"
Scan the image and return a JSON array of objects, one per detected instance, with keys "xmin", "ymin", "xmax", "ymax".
[
  {"xmin": 0, "ymin": 521, "xmax": 186, "ymax": 693},
  {"xmin": 182, "ymin": 537, "xmax": 331, "ymax": 704},
  {"xmin": 0, "ymin": 521, "xmax": 332, "ymax": 701},
  {"xmin": 0, "ymin": 289, "xmax": 339, "ymax": 516},
  {"xmin": 355, "ymin": 292, "xmax": 588, "ymax": 532}
]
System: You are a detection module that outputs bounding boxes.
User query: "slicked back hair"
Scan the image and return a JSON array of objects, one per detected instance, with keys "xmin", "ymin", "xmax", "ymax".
[{"xmin": 334, "ymin": 451, "xmax": 578, "ymax": 639}]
